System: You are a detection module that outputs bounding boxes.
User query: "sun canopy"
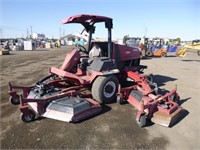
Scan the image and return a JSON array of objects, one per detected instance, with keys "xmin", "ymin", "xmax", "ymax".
[
  {"xmin": 61, "ymin": 14, "xmax": 113, "ymax": 32},
  {"xmin": 61, "ymin": 14, "xmax": 112, "ymax": 24}
]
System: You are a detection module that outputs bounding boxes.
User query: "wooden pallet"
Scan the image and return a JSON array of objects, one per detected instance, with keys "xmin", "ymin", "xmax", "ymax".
[{"xmin": 0, "ymin": 50, "xmax": 10, "ymax": 55}]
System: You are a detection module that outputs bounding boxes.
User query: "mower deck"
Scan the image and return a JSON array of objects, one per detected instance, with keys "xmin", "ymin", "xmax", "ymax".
[{"xmin": 30, "ymin": 97, "xmax": 101, "ymax": 122}]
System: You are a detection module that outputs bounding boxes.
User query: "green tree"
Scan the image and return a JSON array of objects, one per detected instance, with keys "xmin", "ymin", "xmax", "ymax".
[
  {"xmin": 123, "ymin": 35, "xmax": 129, "ymax": 44},
  {"xmin": 176, "ymin": 38, "xmax": 181, "ymax": 43}
]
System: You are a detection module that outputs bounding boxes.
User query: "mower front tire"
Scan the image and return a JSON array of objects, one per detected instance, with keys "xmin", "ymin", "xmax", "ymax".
[
  {"xmin": 116, "ymin": 95, "xmax": 123, "ymax": 105},
  {"xmin": 9, "ymin": 95, "xmax": 20, "ymax": 105},
  {"xmin": 147, "ymin": 74, "xmax": 154, "ymax": 83},
  {"xmin": 136, "ymin": 114, "xmax": 146, "ymax": 128},
  {"xmin": 20, "ymin": 109, "xmax": 36, "ymax": 123},
  {"xmin": 92, "ymin": 75, "xmax": 119, "ymax": 104}
]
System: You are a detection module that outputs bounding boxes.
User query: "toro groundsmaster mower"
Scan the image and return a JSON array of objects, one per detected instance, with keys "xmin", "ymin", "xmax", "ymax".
[{"xmin": 8, "ymin": 14, "xmax": 184, "ymax": 127}]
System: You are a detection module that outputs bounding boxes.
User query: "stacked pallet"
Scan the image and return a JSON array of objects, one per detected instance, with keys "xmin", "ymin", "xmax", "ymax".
[{"xmin": 0, "ymin": 47, "xmax": 10, "ymax": 55}]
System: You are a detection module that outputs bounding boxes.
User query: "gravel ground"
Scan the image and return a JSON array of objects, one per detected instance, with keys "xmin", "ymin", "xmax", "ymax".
[{"xmin": 0, "ymin": 47, "xmax": 199, "ymax": 149}]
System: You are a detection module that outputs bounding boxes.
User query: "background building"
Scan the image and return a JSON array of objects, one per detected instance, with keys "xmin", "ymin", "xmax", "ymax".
[{"xmin": 32, "ymin": 33, "xmax": 45, "ymax": 40}]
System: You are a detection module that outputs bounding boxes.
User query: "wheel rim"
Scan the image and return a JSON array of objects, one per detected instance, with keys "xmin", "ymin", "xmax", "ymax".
[
  {"xmin": 10, "ymin": 96, "xmax": 20, "ymax": 105},
  {"xmin": 23, "ymin": 114, "xmax": 33, "ymax": 122},
  {"xmin": 146, "ymin": 51, "xmax": 152, "ymax": 56},
  {"xmin": 21, "ymin": 109, "xmax": 36, "ymax": 122},
  {"xmin": 103, "ymin": 81, "xmax": 116, "ymax": 98},
  {"xmin": 161, "ymin": 53, "xmax": 166, "ymax": 57},
  {"xmin": 12, "ymin": 98, "xmax": 19, "ymax": 104}
]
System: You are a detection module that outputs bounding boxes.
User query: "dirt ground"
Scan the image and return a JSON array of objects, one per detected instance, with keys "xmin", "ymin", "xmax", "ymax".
[{"xmin": 0, "ymin": 47, "xmax": 199, "ymax": 149}]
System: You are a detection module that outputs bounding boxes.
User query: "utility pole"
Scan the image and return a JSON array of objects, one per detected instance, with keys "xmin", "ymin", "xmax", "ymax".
[
  {"xmin": 27, "ymin": 28, "xmax": 29, "ymax": 39},
  {"xmin": 59, "ymin": 27, "xmax": 61, "ymax": 39},
  {"xmin": 63, "ymin": 28, "xmax": 65, "ymax": 37},
  {"xmin": 0, "ymin": 28, "xmax": 2, "ymax": 39},
  {"xmin": 144, "ymin": 25, "xmax": 148, "ymax": 38},
  {"xmin": 145, "ymin": 27, "xmax": 148, "ymax": 37},
  {"xmin": 30, "ymin": 26, "xmax": 32, "ymax": 39}
]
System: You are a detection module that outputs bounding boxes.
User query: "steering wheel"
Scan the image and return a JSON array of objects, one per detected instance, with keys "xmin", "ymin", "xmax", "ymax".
[{"xmin": 75, "ymin": 44, "xmax": 87, "ymax": 53}]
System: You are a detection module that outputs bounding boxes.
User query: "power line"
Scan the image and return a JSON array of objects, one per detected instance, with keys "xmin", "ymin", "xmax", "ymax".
[
  {"xmin": 0, "ymin": 25, "xmax": 26, "ymax": 32},
  {"xmin": 59, "ymin": 27, "xmax": 61, "ymax": 39},
  {"xmin": 63, "ymin": 28, "xmax": 65, "ymax": 37}
]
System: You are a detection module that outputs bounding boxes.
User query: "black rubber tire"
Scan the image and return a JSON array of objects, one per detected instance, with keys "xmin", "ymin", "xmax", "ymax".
[
  {"xmin": 146, "ymin": 50, "xmax": 153, "ymax": 57},
  {"xmin": 92, "ymin": 75, "xmax": 119, "ymax": 103},
  {"xmin": 161, "ymin": 52, "xmax": 167, "ymax": 57},
  {"xmin": 9, "ymin": 95, "xmax": 20, "ymax": 105},
  {"xmin": 197, "ymin": 50, "xmax": 200, "ymax": 56},
  {"xmin": 170, "ymin": 93, "xmax": 179, "ymax": 103},
  {"xmin": 20, "ymin": 109, "xmax": 36, "ymax": 123},
  {"xmin": 136, "ymin": 114, "xmax": 146, "ymax": 128},
  {"xmin": 147, "ymin": 74, "xmax": 154, "ymax": 83}
]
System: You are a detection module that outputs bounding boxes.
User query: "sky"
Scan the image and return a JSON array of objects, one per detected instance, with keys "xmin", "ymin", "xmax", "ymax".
[{"xmin": 0, "ymin": 0, "xmax": 199, "ymax": 41}]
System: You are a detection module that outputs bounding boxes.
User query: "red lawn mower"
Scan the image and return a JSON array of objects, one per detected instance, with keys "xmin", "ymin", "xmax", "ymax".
[{"xmin": 8, "ymin": 14, "xmax": 184, "ymax": 127}]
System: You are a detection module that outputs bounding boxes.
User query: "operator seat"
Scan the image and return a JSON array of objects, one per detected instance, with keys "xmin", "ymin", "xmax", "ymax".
[{"xmin": 80, "ymin": 44, "xmax": 102, "ymax": 64}]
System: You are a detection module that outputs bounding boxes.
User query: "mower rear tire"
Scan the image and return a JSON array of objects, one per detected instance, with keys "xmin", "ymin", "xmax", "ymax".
[
  {"xmin": 9, "ymin": 95, "xmax": 20, "ymax": 105},
  {"xmin": 92, "ymin": 75, "xmax": 119, "ymax": 103},
  {"xmin": 136, "ymin": 114, "xmax": 146, "ymax": 128},
  {"xmin": 20, "ymin": 109, "xmax": 36, "ymax": 123}
]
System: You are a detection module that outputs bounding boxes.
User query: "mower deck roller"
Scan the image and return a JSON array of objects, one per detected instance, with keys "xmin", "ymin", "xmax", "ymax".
[{"xmin": 151, "ymin": 107, "xmax": 184, "ymax": 127}]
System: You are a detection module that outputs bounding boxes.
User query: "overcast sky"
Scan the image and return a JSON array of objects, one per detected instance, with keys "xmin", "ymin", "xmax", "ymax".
[{"xmin": 0, "ymin": 0, "xmax": 199, "ymax": 40}]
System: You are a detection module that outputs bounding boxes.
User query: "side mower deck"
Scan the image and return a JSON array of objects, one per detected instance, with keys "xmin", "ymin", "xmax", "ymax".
[
  {"xmin": 128, "ymin": 88, "xmax": 183, "ymax": 127},
  {"xmin": 28, "ymin": 97, "xmax": 101, "ymax": 123},
  {"xmin": 8, "ymin": 82, "xmax": 101, "ymax": 123}
]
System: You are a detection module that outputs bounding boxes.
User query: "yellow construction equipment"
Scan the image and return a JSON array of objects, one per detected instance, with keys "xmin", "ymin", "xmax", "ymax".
[{"xmin": 176, "ymin": 43, "xmax": 200, "ymax": 57}]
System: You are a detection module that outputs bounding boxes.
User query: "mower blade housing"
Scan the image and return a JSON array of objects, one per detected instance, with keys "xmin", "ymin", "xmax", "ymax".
[
  {"xmin": 28, "ymin": 97, "xmax": 102, "ymax": 123},
  {"xmin": 151, "ymin": 107, "xmax": 184, "ymax": 127}
]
